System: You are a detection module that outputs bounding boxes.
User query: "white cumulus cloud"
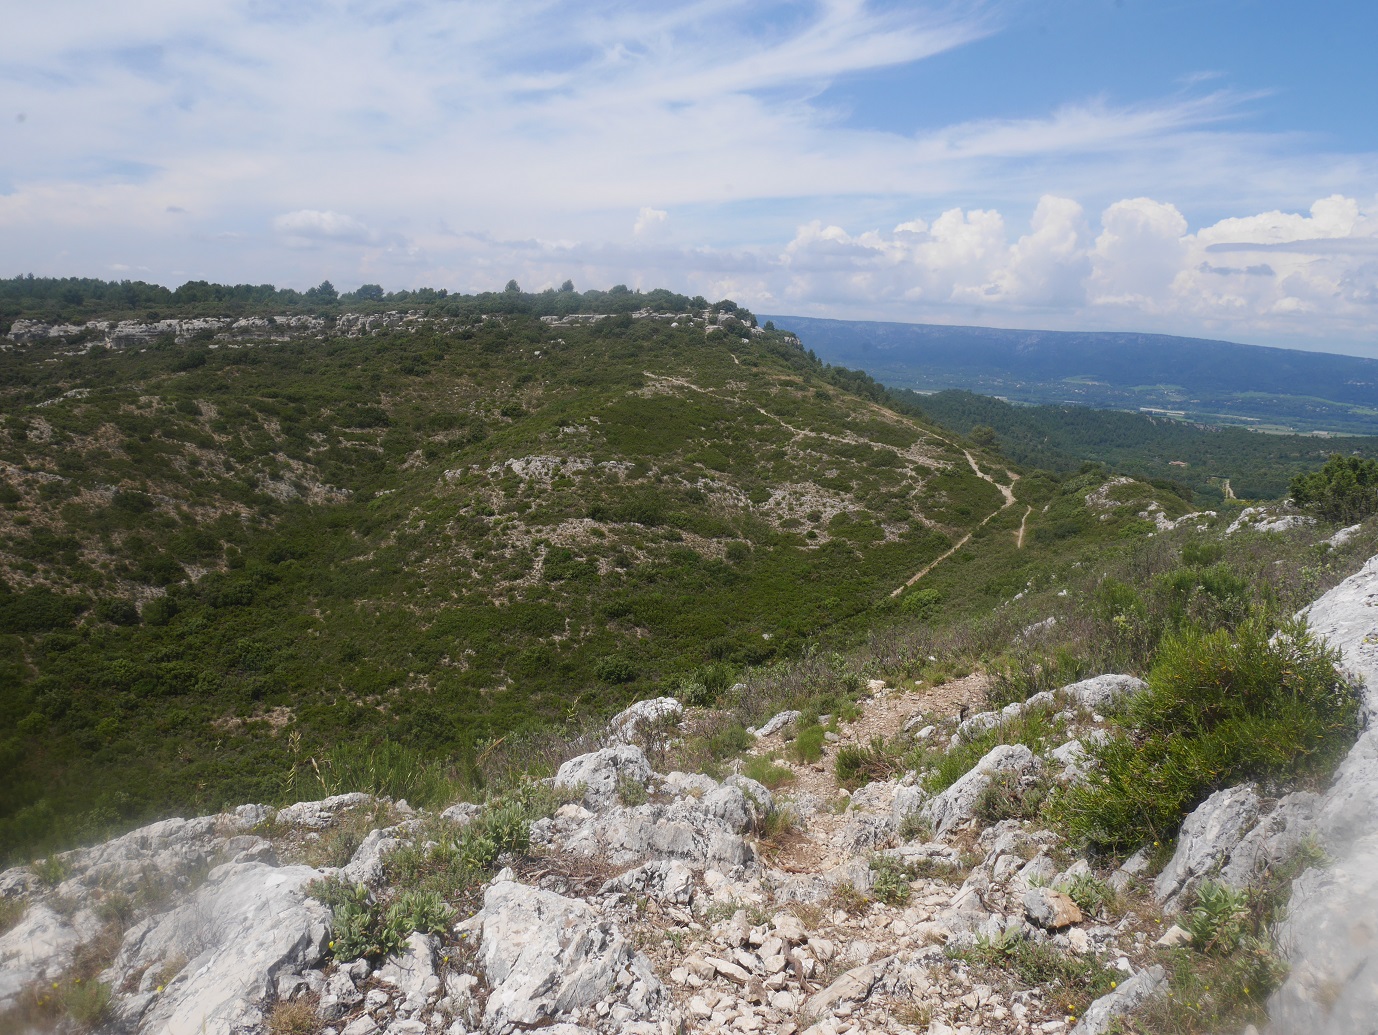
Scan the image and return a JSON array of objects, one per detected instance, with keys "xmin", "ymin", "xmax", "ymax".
[
  {"xmin": 633, "ymin": 207, "xmax": 668, "ymax": 237},
  {"xmin": 273, "ymin": 210, "xmax": 375, "ymax": 246}
]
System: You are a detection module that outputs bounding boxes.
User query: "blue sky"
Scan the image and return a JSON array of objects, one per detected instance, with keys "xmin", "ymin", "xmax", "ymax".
[{"xmin": 4, "ymin": 0, "xmax": 1378, "ymax": 356}]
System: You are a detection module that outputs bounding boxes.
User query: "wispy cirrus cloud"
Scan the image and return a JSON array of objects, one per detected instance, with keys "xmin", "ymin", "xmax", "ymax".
[{"xmin": 1, "ymin": 1, "xmax": 1377, "ymax": 353}]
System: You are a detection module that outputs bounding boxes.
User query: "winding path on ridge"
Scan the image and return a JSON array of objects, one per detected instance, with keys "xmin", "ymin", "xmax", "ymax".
[
  {"xmin": 1016, "ymin": 504, "xmax": 1034, "ymax": 549},
  {"xmin": 638, "ymin": 373, "xmax": 1025, "ymax": 597},
  {"xmin": 889, "ymin": 450, "xmax": 1020, "ymax": 598}
]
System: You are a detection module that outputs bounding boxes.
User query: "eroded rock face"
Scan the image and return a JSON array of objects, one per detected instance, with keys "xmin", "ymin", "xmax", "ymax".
[
  {"xmin": 600, "ymin": 860, "xmax": 696, "ymax": 905},
  {"xmin": 1268, "ymin": 832, "xmax": 1378, "ymax": 1035},
  {"xmin": 107, "ymin": 861, "xmax": 331, "ymax": 1035},
  {"xmin": 1299, "ymin": 553, "xmax": 1378, "ymax": 722},
  {"xmin": 554, "ymin": 745, "xmax": 655, "ymax": 810},
  {"xmin": 923, "ymin": 744, "xmax": 1038, "ymax": 835},
  {"xmin": 0, "ymin": 903, "xmax": 82, "ymax": 1010},
  {"xmin": 1072, "ymin": 965, "xmax": 1166, "ymax": 1035},
  {"xmin": 607, "ymin": 697, "xmax": 683, "ymax": 746},
  {"xmin": 1267, "ymin": 554, "xmax": 1378, "ymax": 1034},
  {"xmin": 472, "ymin": 880, "xmax": 669, "ymax": 1034},
  {"xmin": 544, "ymin": 765, "xmax": 768, "ymax": 870},
  {"xmin": 1155, "ymin": 784, "xmax": 1262, "ymax": 912}
]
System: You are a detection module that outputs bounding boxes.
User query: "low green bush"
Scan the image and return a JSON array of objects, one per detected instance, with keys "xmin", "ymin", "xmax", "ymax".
[
  {"xmin": 973, "ymin": 770, "xmax": 1050, "ymax": 824},
  {"xmin": 1053, "ymin": 615, "xmax": 1359, "ymax": 854},
  {"xmin": 869, "ymin": 856, "xmax": 915, "ymax": 906},
  {"xmin": 951, "ymin": 928, "xmax": 1119, "ymax": 1017}
]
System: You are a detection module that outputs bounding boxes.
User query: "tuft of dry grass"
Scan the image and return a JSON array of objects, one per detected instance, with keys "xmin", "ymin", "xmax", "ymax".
[
  {"xmin": 266, "ymin": 995, "xmax": 323, "ymax": 1035},
  {"xmin": 0, "ymin": 896, "xmax": 25, "ymax": 936}
]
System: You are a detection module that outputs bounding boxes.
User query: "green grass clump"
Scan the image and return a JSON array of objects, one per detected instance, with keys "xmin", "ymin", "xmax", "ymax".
[
  {"xmin": 741, "ymin": 754, "xmax": 795, "ymax": 790},
  {"xmin": 30, "ymin": 855, "xmax": 69, "ymax": 886},
  {"xmin": 973, "ymin": 769, "xmax": 1051, "ymax": 824},
  {"xmin": 0, "ymin": 897, "xmax": 25, "ymax": 935},
  {"xmin": 788, "ymin": 725, "xmax": 826, "ymax": 764},
  {"xmin": 951, "ymin": 928, "xmax": 1119, "ymax": 1017},
  {"xmin": 1053, "ymin": 614, "xmax": 1360, "ymax": 854},
  {"xmin": 57, "ymin": 978, "xmax": 113, "ymax": 1028},
  {"xmin": 616, "ymin": 774, "xmax": 649, "ymax": 807}
]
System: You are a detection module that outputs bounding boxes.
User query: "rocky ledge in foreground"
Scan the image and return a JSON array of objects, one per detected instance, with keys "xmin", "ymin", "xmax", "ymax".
[{"xmin": 2, "ymin": 554, "xmax": 1376, "ymax": 1035}]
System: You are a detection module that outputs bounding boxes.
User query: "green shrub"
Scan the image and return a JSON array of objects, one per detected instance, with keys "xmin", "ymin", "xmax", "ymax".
[
  {"xmin": 94, "ymin": 599, "xmax": 141, "ymax": 626},
  {"xmin": 456, "ymin": 798, "xmax": 531, "ymax": 871},
  {"xmin": 900, "ymin": 588, "xmax": 942, "ymax": 620},
  {"xmin": 311, "ymin": 879, "xmax": 399, "ymax": 961},
  {"xmin": 616, "ymin": 774, "xmax": 648, "ymax": 806},
  {"xmin": 986, "ymin": 646, "xmax": 1085, "ymax": 711},
  {"xmin": 141, "ymin": 596, "xmax": 179, "ymax": 626},
  {"xmin": 1290, "ymin": 454, "xmax": 1378, "ymax": 522},
  {"xmin": 1184, "ymin": 881, "xmax": 1250, "ymax": 956},
  {"xmin": 674, "ymin": 678, "xmax": 713, "ymax": 707},
  {"xmin": 384, "ymin": 889, "xmax": 454, "ymax": 940},
  {"xmin": 1053, "ymin": 615, "xmax": 1359, "ymax": 853},
  {"xmin": 30, "ymin": 855, "xmax": 69, "ymax": 886},
  {"xmin": 594, "ymin": 656, "xmax": 637, "ymax": 684}
]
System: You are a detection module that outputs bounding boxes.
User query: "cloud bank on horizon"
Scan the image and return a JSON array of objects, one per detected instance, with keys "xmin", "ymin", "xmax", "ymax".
[{"xmin": 3, "ymin": 0, "xmax": 1378, "ymax": 356}]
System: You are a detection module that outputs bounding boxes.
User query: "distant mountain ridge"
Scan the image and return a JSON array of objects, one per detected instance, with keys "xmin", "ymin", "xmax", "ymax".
[{"xmin": 764, "ymin": 316, "xmax": 1378, "ymax": 435}]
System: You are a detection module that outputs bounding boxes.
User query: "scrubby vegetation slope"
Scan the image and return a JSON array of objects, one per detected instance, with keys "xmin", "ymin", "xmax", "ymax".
[{"xmin": 0, "ymin": 289, "xmax": 1026, "ymax": 860}]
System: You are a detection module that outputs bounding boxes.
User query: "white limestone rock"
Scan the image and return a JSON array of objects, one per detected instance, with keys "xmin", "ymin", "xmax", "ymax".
[
  {"xmin": 756, "ymin": 710, "xmax": 802, "ymax": 738},
  {"xmin": 0, "ymin": 902, "xmax": 81, "ymax": 1010},
  {"xmin": 1298, "ymin": 552, "xmax": 1378, "ymax": 722},
  {"xmin": 607, "ymin": 697, "xmax": 683, "ymax": 746},
  {"xmin": 1060, "ymin": 673, "xmax": 1147, "ymax": 712},
  {"xmin": 600, "ymin": 860, "xmax": 695, "ymax": 905},
  {"xmin": 1324, "ymin": 524, "xmax": 1364, "ymax": 549},
  {"xmin": 1072, "ymin": 965, "xmax": 1166, "ymax": 1035},
  {"xmin": 376, "ymin": 932, "xmax": 441, "ymax": 1013},
  {"xmin": 554, "ymin": 745, "xmax": 654, "ymax": 811},
  {"xmin": 106, "ymin": 861, "xmax": 331, "ymax": 1035},
  {"xmin": 472, "ymin": 880, "xmax": 668, "ymax": 1034},
  {"xmin": 1155, "ymin": 784, "xmax": 1261, "ymax": 912},
  {"xmin": 922, "ymin": 744, "xmax": 1039, "ymax": 835},
  {"xmin": 275, "ymin": 792, "xmax": 376, "ymax": 830}
]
